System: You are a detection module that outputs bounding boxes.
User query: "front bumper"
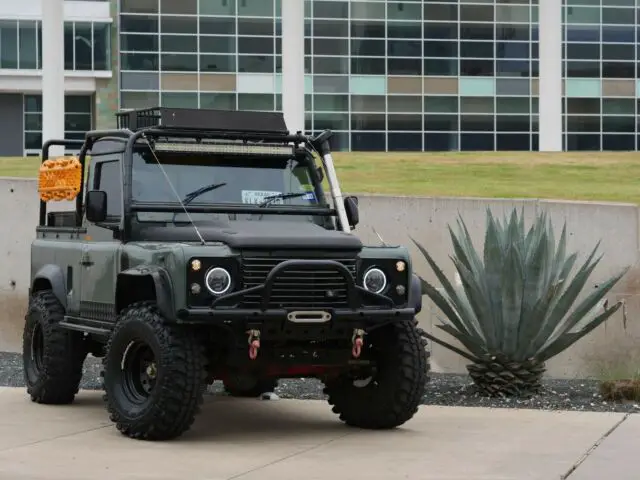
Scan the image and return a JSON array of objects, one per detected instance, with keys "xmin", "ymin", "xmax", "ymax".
[{"xmin": 176, "ymin": 259, "xmax": 415, "ymax": 333}]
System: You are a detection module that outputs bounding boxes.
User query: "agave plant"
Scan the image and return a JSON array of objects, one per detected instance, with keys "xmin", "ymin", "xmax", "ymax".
[{"xmin": 412, "ymin": 207, "xmax": 629, "ymax": 398}]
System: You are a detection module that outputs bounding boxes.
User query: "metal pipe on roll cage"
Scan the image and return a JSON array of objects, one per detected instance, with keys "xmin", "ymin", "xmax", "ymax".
[
  {"xmin": 121, "ymin": 128, "xmax": 350, "ymax": 237},
  {"xmin": 312, "ymin": 135, "xmax": 350, "ymax": 234},
  {"xmin": 122, "ymin": 129, "xmax": 146, "ymax": 240},
  {"xmin": 39, "ymin": 139, "xmax": 85, "ymax": 227}
]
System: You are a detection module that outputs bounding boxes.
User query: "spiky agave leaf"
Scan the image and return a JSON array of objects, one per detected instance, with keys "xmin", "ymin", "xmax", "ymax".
[
  {"xmin": 415, "ymin": 207, "xmax": 629, "ymax": 382},
  {"xmin": 411, "ymin": 238, "xmax": 488, "ymax": 357},
  {"xmin": 536, "ymin": 266, "xmax": 629, "ymax": 362}
]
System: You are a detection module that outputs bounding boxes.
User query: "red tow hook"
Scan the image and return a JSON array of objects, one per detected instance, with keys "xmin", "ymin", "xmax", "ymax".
[
  {"xmin": 247, "ymin": 329, "xmax": 261, "ymax": 360},
  {"xmin": 351, "ymin": 328, "xmax": 366, "ymax": 358}
]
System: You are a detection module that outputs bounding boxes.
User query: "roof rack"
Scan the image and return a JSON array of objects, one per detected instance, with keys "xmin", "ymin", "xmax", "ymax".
[{"xmin": 115, "ymin": 107, "xmax": 290, "ymax": 136}]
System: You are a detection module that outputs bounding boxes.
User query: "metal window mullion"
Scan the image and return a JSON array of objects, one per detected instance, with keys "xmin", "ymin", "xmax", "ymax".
[
  {"xmin": 91, "ymin": 22, "xmax": 95, "ymax": 71},
  {"xmin": 72, "ymin": 22, "xmax": 76, "ymax": 71},
  {"xmin": 274, "ymin": 2, "xmax": 277, "ymax": 113},
  {"xmin": 421, "ymin": 1, "xmax": 425, "ymax": 152},
  {"xmin": 347, "ymin": 1, "xmax": 351, "ymax": 151},
  {"xmin": 158, "ymin": 6, "xmax": 163, "ymax": 105},
  {"xmin": 197, "ymin": 0, "xmax": 201, "ymax": 108},
  {"xmin": 531, "ymin": 1, "xmax": 534, "ymax": 151},
  {"xmin": 384, "ymin": 4, "xmax": 388, "ymax": 152},
  {"xmin": 559, "ymin": 22, "xmax": 563, "ymax": 150},
  {"xmin": 16, "ymin": 20, "xmax": 21, "ymax": 69},
  {"xmin": 493, "ymin": 3, "xmax": 497, "ymax": 152},
  {"xmin": 457, "ymin": 2, "xmax": 461, "ymax": 151},
  {"xmin": 36, "ymin": 20, "xmax": 40, "ymax": 70},
  {"xmin": 599, "ymin": 2, "xmax": 603, "ymax": 150},
  {"xmin": 308, "ymin": 3, "xmax": 314, "ymax": 133},
  {"xmin": 235, "ymin": 2, "xmax": 239, "ymax": 110}
]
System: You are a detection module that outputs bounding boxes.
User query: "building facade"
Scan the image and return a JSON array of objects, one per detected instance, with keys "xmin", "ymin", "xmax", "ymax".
[
  {"xmin": 0, "ymin": 0, "xmax": 637, "ymax": 154},
  {"xmin": 0, "ymin": 0, "xmax": 114, "ymax": 156}
]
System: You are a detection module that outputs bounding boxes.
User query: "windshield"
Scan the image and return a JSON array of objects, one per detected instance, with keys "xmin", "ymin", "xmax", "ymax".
[{"xmin": 131, "ymin": 149, "xmax": 324, "ymax": 223}]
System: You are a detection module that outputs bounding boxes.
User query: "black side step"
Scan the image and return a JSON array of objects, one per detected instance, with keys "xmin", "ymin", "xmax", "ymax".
[{"xmin": 61, "ymin": 316, "xmax": 113, "ymax": 337}]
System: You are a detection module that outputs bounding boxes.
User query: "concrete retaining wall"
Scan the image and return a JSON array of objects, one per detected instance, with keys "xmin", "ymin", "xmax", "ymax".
[{"xmin": 2, "ymin": 178, "xmax": 639, "ymax": 379}]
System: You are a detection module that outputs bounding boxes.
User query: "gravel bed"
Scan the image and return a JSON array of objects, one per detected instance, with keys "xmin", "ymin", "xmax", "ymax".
[{"xmin": 3, "ymin": 351, "xmax": 638, "ymax": 414}]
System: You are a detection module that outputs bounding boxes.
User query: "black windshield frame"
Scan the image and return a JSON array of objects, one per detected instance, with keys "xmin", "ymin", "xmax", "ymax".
[{"xmin": 128, "ymin": 146, "xmax": 332, "ymax": 218}]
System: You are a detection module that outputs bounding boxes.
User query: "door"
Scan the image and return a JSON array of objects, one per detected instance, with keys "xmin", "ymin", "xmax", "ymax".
[
  {"xmin": 79, "ymin": 241, "xmax": 121, "ymax": 323},
  {"xmin": 78, "ymin": 154, "xmax": 123, "ymax": 324}
]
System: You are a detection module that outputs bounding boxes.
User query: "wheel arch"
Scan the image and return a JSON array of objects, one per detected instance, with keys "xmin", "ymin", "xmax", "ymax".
[
  {"xmin": 408, "ymin": 273, "xmax": 423, "ymax": 314},
  {"xmin": 116, "ymin": 266, "xmax": 175, "ymax": 320},
  {"xmin": 32, "ymin": 265, "xmax": 67, "ymax": 310}
]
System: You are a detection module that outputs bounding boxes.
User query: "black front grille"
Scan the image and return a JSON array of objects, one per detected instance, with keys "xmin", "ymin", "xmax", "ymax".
[{"xmin": 241, "ymin": 254, "xmax": 357, "ymax": 309}]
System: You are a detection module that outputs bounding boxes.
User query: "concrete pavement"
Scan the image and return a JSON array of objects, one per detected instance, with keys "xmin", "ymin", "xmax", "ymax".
[
  {"xmin": 567, "ymin": 413, "xmax": 640, "ymax": 480},
  {"xmin": 0, "ymin": 387, "xmax": 635, "ymax": 480}
]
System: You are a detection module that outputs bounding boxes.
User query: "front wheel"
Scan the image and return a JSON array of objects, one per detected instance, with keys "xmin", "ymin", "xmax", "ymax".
[
  {"xmin": 323, "ymin": 319, "xmax": 430, "ymax": 429},
  {"xmin": 102, "ymin": 302, "xmax": 207, "ymax": 441}
]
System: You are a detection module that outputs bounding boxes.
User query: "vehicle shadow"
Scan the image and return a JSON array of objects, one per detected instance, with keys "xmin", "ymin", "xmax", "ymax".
[
  {"xmin": 185, "ymin": 395, "xmax": 347, "ymax": 442},
  {"xmin": 72, "ymin": 390, "xmax": 349, "ymax": 443}
]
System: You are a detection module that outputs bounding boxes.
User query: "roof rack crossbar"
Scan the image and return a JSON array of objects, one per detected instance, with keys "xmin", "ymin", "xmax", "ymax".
[{"xmin": 116, "ymin": 107, "xmax": 290, "ymax": 136}]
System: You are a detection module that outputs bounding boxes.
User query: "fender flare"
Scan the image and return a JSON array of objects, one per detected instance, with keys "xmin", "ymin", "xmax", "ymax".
[
  {"xmin": 32, "ymin": 264, "xmax": 68, "ymax": 310},
  {"xmin": 116, "ymin": 265, "xmax": 175, "ymax": 320},
  {"xmin": 408, "ymin": 273, "xmax": 423, "ymax": 315}
]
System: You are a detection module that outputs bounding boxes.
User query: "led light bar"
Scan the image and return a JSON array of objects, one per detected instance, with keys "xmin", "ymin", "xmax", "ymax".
[{"xmin": 153, "ymin": 142, "xmax": 295, "ymax": 156}]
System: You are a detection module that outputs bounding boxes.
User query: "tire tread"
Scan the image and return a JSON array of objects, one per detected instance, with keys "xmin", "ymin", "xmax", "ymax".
[
  {"xmin": 323, "ymin": 319, "xmax": 430, "ymax": 429},
  {"xmin": 102, "ymin": 301, "xmax": 207, "ymax": 441},
  {"xmin": 23, "ymin": 290, "xmax": 86, "ymax": 405}
]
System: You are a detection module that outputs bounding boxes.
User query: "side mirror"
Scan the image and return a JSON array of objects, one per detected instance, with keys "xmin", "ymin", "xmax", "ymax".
[
  {"xmin": 344, "ymin": 196, "xmax": 359, "ymax": 229},
  {"xmin": 315, "ymin": 166, "xmax": 324, "ymax": 183},
  {"xmin": 86, "ymin": 190, "xmax": 107, "ymax": 223}
]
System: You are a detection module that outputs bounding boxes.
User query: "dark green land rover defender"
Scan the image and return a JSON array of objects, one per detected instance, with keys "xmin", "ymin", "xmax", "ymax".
[{"xmin": 24, "ymin": 107, "xmax": 430, "ymax": 441}]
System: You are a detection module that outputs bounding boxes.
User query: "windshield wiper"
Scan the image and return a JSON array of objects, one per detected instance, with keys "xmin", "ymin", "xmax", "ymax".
[
  {"xmin": 258, "ymin": 192, "xmax": 310, "ymax": 208},
  {"xmin": 182, "ymin": 182, "xmax": 227, "ymax": 206}
]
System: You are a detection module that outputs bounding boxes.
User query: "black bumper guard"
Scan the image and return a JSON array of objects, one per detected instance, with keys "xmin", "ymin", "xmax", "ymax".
[{"xmin": 177, "ymin": 259, "xmax": 415, "ymax": 322}]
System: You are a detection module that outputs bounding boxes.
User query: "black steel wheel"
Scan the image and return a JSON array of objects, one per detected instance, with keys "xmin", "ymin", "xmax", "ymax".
[
  {"xmin": 102, "ymin": 301, "xmax": 207, "ymax": 441},
  {"xmin": 323, "ymin": 319, "xmax": 430, "ymax": 429},
  {"xmin": 120, "ymin": 340, "xmax": 158, "ymax": 405},
  {"xmin": 22, "ymin": 290, "xmax": 87, "ymax": 404},
  {"xmin": 29, "ymin": 322, "xmax": 45, "ymax": 374}
]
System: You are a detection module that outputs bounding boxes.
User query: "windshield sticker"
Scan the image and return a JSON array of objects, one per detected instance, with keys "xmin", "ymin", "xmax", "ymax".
[
  {"xmin": 242, "ymin": 190, "xmax": 283, "ymax": 205},
  {"xmin": 302, "ymin": 192, "xmax": 316, "ymax": 201}
]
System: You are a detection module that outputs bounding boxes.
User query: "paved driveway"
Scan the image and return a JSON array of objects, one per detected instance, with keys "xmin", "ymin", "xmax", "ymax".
[{"xmin": 0, "ymin": 387, "xmax": 636, "ymax": 480}]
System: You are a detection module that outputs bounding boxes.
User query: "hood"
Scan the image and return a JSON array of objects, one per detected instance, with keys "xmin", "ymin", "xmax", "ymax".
[{"xmin": 133, "ymin": 220, "xmax": 363, "ymax": 250}]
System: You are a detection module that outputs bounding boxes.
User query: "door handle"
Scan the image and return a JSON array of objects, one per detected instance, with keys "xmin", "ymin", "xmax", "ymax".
[{"xmin": 80, "ymin": 254, "xmax": 94, "ymax": 267}]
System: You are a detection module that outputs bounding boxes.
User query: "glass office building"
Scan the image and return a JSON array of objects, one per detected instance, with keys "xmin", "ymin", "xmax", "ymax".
[
  {"xmin": 0, "ymin": 0, "xmax": 638, "ymax": 155},
  {"xmin": 0, "ymin": 0, "xmax": 113, "ymax": 156}
]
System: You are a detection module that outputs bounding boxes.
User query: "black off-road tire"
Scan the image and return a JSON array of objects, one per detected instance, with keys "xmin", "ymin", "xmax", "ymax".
[
  {"xmin": 415, "ymin": 321, "xmax": 430, "ymax": 364},
  {"xmin": 102, "ymin": 301, "xmax": 207, "ymax": 441},
  {"xmin": 223, "ymin": 377, "xmax": 278, "ymax": 397},
  {"xmin": 323, "ymin": 319, "xmax": 430, "ymax": 429},
  {"xmin": 23, "ymin": 290, "xmax": 87, "ymax": 404}
]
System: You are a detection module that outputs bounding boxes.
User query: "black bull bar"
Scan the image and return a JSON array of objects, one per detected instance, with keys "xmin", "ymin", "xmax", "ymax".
[{"xmin": 177, "ymin": 259, "xmax": 416, "ymax": 323}]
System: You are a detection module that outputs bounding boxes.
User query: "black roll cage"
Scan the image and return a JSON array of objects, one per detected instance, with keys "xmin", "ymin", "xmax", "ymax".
[{"xmin": 39, "ymin": 108, "xmax": 337, "ymax": 241}]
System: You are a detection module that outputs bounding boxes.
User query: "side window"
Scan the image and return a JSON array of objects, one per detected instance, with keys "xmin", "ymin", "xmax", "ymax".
[{"xmin": 95, "ymin": 160, "xmax": 122, "ymax": 219}]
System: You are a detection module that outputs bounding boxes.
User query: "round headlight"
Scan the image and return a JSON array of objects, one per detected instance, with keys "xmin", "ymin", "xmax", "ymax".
[
  {"xmin": 363, "ymin": 267, "xmax": 387, "ymax": 294},
  {"xmin": 205, "ymin": 267, "xmax": 232, "ymax": 295}
]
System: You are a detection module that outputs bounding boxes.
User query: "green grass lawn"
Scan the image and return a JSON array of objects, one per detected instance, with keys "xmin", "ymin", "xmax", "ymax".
[{"xmin": 2, "ymin": 151, "xmax": 639, "ymax": 204}]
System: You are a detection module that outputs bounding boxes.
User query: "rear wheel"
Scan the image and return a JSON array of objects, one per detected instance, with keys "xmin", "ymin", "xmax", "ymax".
[
  {"xmin": 102, "ymin": 302, "xmax": 207, "ymax": 441},
  {"xmin": 223, "ymin": 375, "xmax": 278, "ymax": 398},
  {"xmin": 22, "ymin": 290, "xmax": 87, "ymax": 404},
  {"xmin": 323, "ymin": 319, "xmax": 430, "ymax": 429}
]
